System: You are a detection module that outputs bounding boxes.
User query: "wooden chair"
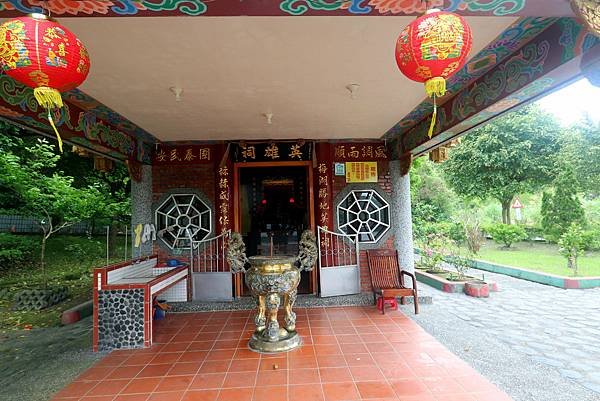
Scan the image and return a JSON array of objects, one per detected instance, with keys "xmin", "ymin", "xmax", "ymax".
[{"xmin": 366, "ymin": 249, "xmax": 419, "ymax": 314}]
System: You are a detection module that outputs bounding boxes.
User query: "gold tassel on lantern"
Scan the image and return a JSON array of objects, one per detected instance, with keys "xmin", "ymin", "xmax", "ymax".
[
  {"xmin": 425, "ymin": 77, "xmax": 447, "ymax": 139},
  {"xmin": 33, "ymin": 87, "xmax": 64, "ymax": 152}
]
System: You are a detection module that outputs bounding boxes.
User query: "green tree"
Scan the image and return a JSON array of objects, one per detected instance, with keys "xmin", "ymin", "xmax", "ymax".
[
  {"xmin": 559, "ymin": 116, "xmax": 600, "ymax": 197},
  {"xmin": 57, "ymin": 152, "xmax": 131, "ymax": 256},
  {"xmin": 540, "ymin": 165, "xmax": 585, "ymax": 241},
  {"xmin": 443, "ymin": 105, "xmax": 560, "ymax": 224},
  {"xmin": 411, "ymin": 158, "xmax": 458, "ymax": 239},
  {"xmin": 558, "ymin": 223, "xmax": 587, "ymax": 276},
  {"xmin": 0, "ymin": 138, "xmax": 102, "ymax": 285}
]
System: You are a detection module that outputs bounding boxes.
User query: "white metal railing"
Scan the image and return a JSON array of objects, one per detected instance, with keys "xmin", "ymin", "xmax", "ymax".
[
  {"xmin": 190, "ymin": 230, "xmax": 230, "ymax": 273},
  {"xmin": 317, "ymin": 226, "xmax": 359, "ymax": 269}
]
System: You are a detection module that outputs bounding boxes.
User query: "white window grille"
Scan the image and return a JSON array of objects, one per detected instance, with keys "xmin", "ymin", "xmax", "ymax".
[
  {"xmin": 336, "ymin": 189, "xmax": 390, "ymax": 244},
  {"xmin": 155, "ymin": 194, "xmax": 211, "ymax": 249}
]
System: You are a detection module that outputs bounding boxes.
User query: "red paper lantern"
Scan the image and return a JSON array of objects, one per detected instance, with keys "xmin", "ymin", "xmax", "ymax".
[
  {"xmin": 0, "ymin": 13, "xmax": 90, "ymax": 151},
  {"xmin": 395, "ymin": 9, "xmax": 472, "ymax": 137}
]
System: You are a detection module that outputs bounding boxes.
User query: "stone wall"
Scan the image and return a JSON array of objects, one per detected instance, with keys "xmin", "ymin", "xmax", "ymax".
[{"xmin": 97, "ymin": 289, "xmax": 145, "ymax": 351}]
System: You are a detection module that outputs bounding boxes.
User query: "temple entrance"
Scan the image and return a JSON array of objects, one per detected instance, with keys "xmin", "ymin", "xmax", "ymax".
[{"xmin": 234, "ymin": 161, "xmax": 315, "ymax": 295}]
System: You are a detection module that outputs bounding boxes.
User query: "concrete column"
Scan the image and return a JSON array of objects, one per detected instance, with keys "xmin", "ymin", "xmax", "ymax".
[
  {"xmin": 131, "ymin": 164, "xmax": 153, "ymax": 258},
  {"xmin": 389, "ymin": 160, "xmax": 415, "ymax": 280}
]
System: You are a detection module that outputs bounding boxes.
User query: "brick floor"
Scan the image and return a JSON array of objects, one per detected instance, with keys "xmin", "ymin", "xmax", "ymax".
[{"xmin": 50, "ymin": 307, "xmax": 512, "ymax": 401}]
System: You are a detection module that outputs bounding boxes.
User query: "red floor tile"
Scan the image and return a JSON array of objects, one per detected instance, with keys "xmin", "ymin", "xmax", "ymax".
[
  {"xmin": 54, "ymin": 307, "xmax": 513, "ymax": 401},
  {"xmin": 289, "ymin": 384, "xmax": 324, "ymax": 401},
  {"xmin": 199, "ymin": 360, "xmax": 230, "ymax": 373},
  {"xmin": 389, "ymin": 378, "xmax": 431, "ymax": 398},
  {"xmin": 256, "ymin": 370, "xmax": 288, "ymax": 386},
  {"xmin": 322, "ymin": 382, "xmax": 360, "ymax": 401},
  {"xmin": 189, "ymin": 373, "xmax": 226, "ymax": 390},
  {"xmin": 121, "ymin": 377, "xmax": 161, "ymax": 394},
  {"xmin": 253, "ymin": 385, "xmax": 288, "ymax": 401},
  {"xmin": 217, "ymin": 387, "xmax": 253, "ymax": 401},
  {"xmin": 319, "ymin": 367, "xmax": 353, "ymax": 383},
  {"xmin": 180, "ymin": 390, "xmax": 219, "ymax": 401},
  {"xmin": 348, "ymin": 366, "xmax": 386, "ymax": 382},
  {"xmin": 228, "ymin": 358, "xmax": 260, "ymax": 372},
  {"xmin": 53, "ymin": 380, "xmax": 98, "ymax": 398},
  {"xmin": 289, "ymin": 368, "xmax": 320, "ymax": 385},
  {"xmin": 86, "ymin": 379, "xmax": 130, "ymax": 396},
  {"xmin": 137, "ymin": 364, "xmax": 173, "ymax": 378},
  {"xmin": 223, "ymin": 371, "xmax": 258, "ymax": 388},
  {"xmin": 289, "ymin": 355, "xmax": 318, "ymax": 369},
  {"xmin": 168, "ymin": 362, "xmax": 203, "ymax": 376},
  {"xmin": 156, "ymin": 375, "xmax": 195, "ymax": 392},
  {"xmin": 114, "ymin": 394, "xmax": 151, "ymax": 401},
  {"xmin": 355, "ymin": 381, "xmax": 396, "ymax": 399}
]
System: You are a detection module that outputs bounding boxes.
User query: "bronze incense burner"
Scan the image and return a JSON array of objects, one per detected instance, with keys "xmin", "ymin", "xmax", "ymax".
[{"xmin": 227, "ymin": 230, "xmax": 317, "ymax": 353}]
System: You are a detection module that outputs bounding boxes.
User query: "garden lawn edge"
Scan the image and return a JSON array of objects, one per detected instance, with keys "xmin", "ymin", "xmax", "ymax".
[{"xmin": 470, "ymin": 259, "xmax": 600, "ymax": 289}]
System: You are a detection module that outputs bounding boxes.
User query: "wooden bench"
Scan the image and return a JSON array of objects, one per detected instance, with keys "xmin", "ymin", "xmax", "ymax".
[{"xmin": 93, "ymin": 255, "xmax": 190, "ymax": 351}]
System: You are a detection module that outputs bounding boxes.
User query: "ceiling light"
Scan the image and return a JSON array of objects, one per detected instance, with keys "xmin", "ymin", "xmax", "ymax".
[
  {"xmin": 170, "ymin": 86, "xmax": 183, "ymax": 102},
  {"xmin": 346, "ymin": 83, "xmax": 360, "ymax": 99}
]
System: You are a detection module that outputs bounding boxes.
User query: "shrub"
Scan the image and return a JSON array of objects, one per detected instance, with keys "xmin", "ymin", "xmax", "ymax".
[
  {"xmin": 581, "ymin": 227, "xmax": 600, "ymax": 251},
  {"xmin": 485, "ymin": 223, "xmax": 527, "ymax": 248},
  {"xmin": 0, "ymin": 233, "xmax": 37, "ymax": 270},
  {"xmin": 446, "ymin": 253, "xmax": 474, "ymax": 281},
  {"xmin": 418, "ymin": 233, "xmax": 452, "ymax": 272},
  {"xmin": 558, "ymin": 224, "xmax": 587, "ymax": 276}
]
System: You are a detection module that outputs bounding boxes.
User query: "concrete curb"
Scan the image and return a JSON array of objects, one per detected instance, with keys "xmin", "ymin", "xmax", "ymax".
[
  {"xmin": 472, "ymin": 259, "xmax": 600, "ymax": 289},
  {"xmin": 61, "ymin": 300, "xmax": 93, "ymax": 325},
  {"xmin": 414, "ymin": 249, "xmax": 600, "ymax": 290}
]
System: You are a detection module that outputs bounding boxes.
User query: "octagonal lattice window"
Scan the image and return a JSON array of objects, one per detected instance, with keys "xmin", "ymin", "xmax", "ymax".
[
  {"xmin": 155, "ymin": 194, "xmax": 211, "ymax": 249},
  {"xmin": 337, "ymin": 189, "xmax": 390, "ymax": 244}
]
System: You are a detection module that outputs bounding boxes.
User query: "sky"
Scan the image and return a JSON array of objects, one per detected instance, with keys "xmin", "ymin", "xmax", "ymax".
[{"xmin": 535, "ymin": 78, "xmax": 600, "ymax": 126}]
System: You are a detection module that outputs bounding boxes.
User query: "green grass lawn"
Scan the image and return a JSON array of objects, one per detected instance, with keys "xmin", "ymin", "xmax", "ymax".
[
  {"xmin": 0, "ymin": 235, "xmax": 126, "ymax": 332},
  {"xmin": 468, "ymin": 241, "xmax": 600, "ymax": 277}
]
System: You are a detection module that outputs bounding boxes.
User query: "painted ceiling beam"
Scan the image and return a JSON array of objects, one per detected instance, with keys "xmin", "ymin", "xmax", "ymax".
[
  {"xmin": 0, "ymin": 76, "xmax": 154, "ymax": 163},
  {"xmin": 392, "ymin": 17, "xmax": 599, "ymax": 157},
  {"xmin": 0, "ymin": 0, "xmax": 576, "ymax": 18}
]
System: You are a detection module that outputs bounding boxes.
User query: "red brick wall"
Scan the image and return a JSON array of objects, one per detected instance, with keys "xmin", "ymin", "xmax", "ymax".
[
  {"xmin": 150, "ymin": 152, "xmax": 394, "ymax": 294},
  {"xmin": 330, "ymin": 160, "xmax": 394, "ymax": 293},
  {"xmin": 152, "ymin": 163, "xmax": 216, "ymax": 261}
]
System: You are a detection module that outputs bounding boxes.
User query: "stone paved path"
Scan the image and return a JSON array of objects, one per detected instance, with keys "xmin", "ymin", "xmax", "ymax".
[{"xmin": 403, "ymin": 268, "xmax": 600, "ymax": 401}]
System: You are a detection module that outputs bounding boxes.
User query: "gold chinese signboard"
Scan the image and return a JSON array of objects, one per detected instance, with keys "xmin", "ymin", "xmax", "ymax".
[
  {"xmin": 334, "ymin": 143, "xmax": 388, "ymax": 161},
  {"xmin": 345, "ymin": 162, "xmax": 378, "ymax": 183},
  {"xmin": 233, "ymin": 142, "xmax": 313, "ymax": 162},
  {"xmin": 217, "ymin": 166, "xmax": 231, "ymax": 234},
  {"xmin": 154, "ymin": 145, "xmax": 213, "ymax": 164}
]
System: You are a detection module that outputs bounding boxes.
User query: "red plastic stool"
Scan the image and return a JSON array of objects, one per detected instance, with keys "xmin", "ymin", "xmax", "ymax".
[{"xmin": 377, "ymin": 297, "xmax": 398, "ymax": 312}]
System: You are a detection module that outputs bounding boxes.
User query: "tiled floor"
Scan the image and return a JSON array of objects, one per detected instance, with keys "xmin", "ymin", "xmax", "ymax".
[{"xmin": 51, "ymin": 307, "xmax": 512, "ymax": 401}]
